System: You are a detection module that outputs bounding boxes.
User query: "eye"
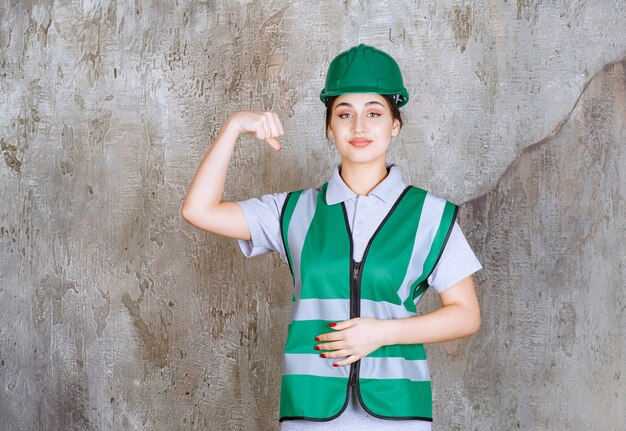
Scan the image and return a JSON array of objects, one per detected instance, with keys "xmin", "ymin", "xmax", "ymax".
[
  {"xmin": 337, "ymin": 112, "xmax": 352, "ymax": 119},
  {"xmin": 367, "ymin": 112, "xmax": 382, "ymax": 118}
]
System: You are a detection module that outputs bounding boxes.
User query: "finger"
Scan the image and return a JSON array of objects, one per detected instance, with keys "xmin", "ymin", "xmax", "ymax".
[
  {"xmin": 261, "ymin": 117, "xmax": 271, "ymax": 140},
  {"xmin": 265, "ymin": 137, "xmax": 282, "ymax": 151},
  {"xmin": 272, "ymin": 112, "xmax": 285, "ymax": 136},
  {"xmin": 328, "ymin": 319, "xmax": 359, "ymax": 331},
  {"xmin": 315, "ymin": 331, "xmax": 344, "ymax": 343},
  {"xmin": 333, "ymin": 354, "xmax": 360, "ymax": 367},
  {"xmin": 268, "ymin": 120, "xmax": 280, "ymax": 139},
  {"xmin": 266, "ymin": 112, "xmax": 281, "ymax": 138},
  {"xmin": 315, "ymin": 340, "xmax": 346, "ymax": 352},
  {"xmin": 320, "ymin": 349, "xmax": 351, "ymax": 359}
]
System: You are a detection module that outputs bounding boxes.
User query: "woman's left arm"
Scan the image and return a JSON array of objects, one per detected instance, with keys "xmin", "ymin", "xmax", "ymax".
[
  {"xmin": 386, "ymin": 275, "xmax": 481, "ymax": 345},
  {"xmin": 315, "ymin": 275, "xmax": 481, "ymax": 366}
]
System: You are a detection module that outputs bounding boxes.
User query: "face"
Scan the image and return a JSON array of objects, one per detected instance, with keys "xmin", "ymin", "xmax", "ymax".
[{"xmin": 327, "ymin": 93, "xmax": 400, "ymax": 166}]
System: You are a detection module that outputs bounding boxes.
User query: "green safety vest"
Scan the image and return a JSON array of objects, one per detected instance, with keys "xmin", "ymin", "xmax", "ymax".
[{"xmin": 278, "ymin": 182, "xmax": 458, "ymax": 422}]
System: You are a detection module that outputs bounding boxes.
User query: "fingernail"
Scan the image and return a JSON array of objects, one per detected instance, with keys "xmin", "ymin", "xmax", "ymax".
[
  {"xmin": 314, "ymin": 336, "xmax": 320, "ymax": 341},
  {"xmin": 329, "ymin": 323, "xmax": 337, "ymax": 328},
  {"xmin": 320, "ymin": 353, "xmax": 326, "ymax": 358},
  {"xmin": 314, "ymin": 345, "xmax": 320, "ymax": 350},
  {"xmin": 333, "ymin": 363, "xmax": 339, "ymax": 367}
]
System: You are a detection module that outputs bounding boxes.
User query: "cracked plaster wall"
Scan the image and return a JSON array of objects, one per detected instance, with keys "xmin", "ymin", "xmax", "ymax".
[{"xmin": 0, "ymin": 1, "xmax": 624, "ymax": 430}]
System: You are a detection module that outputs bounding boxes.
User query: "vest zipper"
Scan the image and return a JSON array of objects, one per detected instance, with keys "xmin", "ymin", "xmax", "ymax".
[
  {"xmin": 350, "ymin": 260, "xmax": 361, "ymax": 317},
  {"xmin": 349, "ymin": 259, "xmax": 361, "ymax": 388},
  {"xmin": 341, "ymin": 186, "xmax": 412, "ymax": 412}
]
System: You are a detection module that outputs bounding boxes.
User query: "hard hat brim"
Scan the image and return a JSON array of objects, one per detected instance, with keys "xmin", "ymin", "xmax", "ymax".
[{"xmin": 319, "ymin": 88, "xmax": 409, "ymax": 108}]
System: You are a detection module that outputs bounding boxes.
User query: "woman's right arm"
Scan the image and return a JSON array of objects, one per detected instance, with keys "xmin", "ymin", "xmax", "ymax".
[{"xmin": 180, "ymin": 111, "xmax": 284, "ymax": 240}]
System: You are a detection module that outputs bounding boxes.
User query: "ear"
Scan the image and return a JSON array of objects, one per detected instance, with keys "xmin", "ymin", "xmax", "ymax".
[
  {"xmin": 327, "ymin": 127, "xmax": 334, "ymax": 139},
  {"xmin": 391, "ymin": 119, "xmax": 400, "ymax": 137}
]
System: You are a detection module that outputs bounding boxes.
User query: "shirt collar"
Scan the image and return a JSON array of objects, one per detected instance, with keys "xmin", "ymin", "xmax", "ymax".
[{"xmin": 325, "ymin": 162, "xmax": 407, "ymax": 206}]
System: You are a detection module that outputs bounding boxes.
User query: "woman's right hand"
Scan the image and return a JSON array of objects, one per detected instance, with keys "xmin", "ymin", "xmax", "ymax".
[{"xmin": 227, "ymin": 111, "xmax": 284, "ymax": 151}]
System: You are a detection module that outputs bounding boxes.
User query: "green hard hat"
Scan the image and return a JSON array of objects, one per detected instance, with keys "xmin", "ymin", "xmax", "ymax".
[{"xmin": 320, "ymin": 43, "xmax": 409, "ymax": 108}]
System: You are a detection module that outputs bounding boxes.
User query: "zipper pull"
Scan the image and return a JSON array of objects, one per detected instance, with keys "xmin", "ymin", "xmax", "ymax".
[{"xmin": 352, "ymin": 261, "xmax": 360, "ymax": 280}]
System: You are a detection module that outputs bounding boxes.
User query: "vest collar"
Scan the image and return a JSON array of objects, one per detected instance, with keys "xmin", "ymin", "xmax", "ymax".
[{"xmin": 325, "ymin": 162, "xmax": 407, "ymax": 206}]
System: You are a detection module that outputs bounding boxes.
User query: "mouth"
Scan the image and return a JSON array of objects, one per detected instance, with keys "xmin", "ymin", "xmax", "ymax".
[{"xmin": 349, "ymin": 138, "xmax": 372, "ymax": 147}]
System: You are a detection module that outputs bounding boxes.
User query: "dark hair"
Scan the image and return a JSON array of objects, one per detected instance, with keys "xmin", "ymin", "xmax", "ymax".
[{"xmin": 324, "ymin": 94, "xmax": 403, "ymax": 138}]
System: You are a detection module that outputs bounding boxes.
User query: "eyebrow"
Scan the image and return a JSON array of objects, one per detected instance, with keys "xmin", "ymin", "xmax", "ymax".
[{"xmin": 334, "ymin": 101, "xmax": 385, "ymax": 110}]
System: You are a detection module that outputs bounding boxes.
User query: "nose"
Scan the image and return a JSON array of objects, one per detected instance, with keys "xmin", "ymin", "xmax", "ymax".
[{"xmin": 354, "ymin": 114, "xmax": 366, "ymax": 134}]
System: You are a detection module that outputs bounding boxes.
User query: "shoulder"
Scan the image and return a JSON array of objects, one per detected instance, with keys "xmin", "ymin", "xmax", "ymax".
[
  {"xmin": 406, "ymin": 185, "xmax": 458, "ymax": 211},
  {"xmin": 281, "ymin": 183, "xmax": 327, "ymax": 206},
  {"xmin": 402, "ymin": 186, "xmax": 458, "ymax": 249},
  {"xmin": 236, "ymin": 191, "xmax": 290, "ymax": 215}
]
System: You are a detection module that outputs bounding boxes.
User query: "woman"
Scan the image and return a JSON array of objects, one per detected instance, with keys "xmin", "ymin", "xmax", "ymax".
[{"xmin": 182, "ymin": 44, "xmax": 482, "ymax": 430}]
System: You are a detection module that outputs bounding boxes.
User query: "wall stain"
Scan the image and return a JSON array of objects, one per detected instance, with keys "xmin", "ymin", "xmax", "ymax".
[
  {"xmin": 210, "ymin": 307, "xmax": 236, "ymax": 340},
  {"xmin": 239, "ymin": 298, "xmax": 259, "ymax": 349},
  {"xmin": 36, "ymin": 8, "xmax": 52, "ymax": 48},
  {"xmin": 121, "ymin": 277, "xmax": 169, "ymax": 368},
  {"xmin": 227, "ymin": 68, "xmax": 245, "ymax": 98},
  {"xmin": 554, "ymin": 302, "xmax": 577, "ymax": 357},
  {"xmin": 93, "ymin": 286, "xmax": 111, "ymax": 338},
  {"xmin": 60, "ymin": 124, "xmax": 76, "ymax": 176},
  {"xmin": 51, "ymin": 278, "xmax": 77, "ymax": 326},
  {"xmin": 448, "ymin": 5, "xmax": 473, "ymax": 54},
  {"xmin": 516, "ymin": 0, "xmax": 542, "ymax": 24},
  {"xmin": 77, "ymin": 5, "xmax": 104, "ymax": 82},
  {"xmin": 165, "ymin": 27, "xmax": 186, "ymax": 72},
  {"xmin": 1, "ymin": 137, "xmax": 22, "ymax": 172},
  {"xmin": 54, "ymin": 379, "xmax": 91, "ymax": 430},
  {"xmin": 259, "ymin": 5, "xmax": 289, "ymax": 36},
  {"xmin": 88, "ymin": 110, "xmax": 112, "ymax": 147},
  {"xmin": 32, "ymin": 274, "xmax": 78, "ymax": 330},
  {"xmin": 5, "ymin": 84, "xmax": 42, "ymax": 173}
]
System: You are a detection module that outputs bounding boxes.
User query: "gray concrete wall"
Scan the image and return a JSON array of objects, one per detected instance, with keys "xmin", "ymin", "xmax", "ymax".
[{"xmin": 0, "ymin": 1, "xmax": 624, "ymax": 430}]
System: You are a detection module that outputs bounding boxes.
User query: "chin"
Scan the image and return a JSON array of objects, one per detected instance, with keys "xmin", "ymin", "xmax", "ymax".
[
  {"xmin": 341, "ymin": 146, "xmax": 388, "ymax": 159},
  {"xmin": 340, "ymin": 153, "xmax": 388, "ymax": 166}
]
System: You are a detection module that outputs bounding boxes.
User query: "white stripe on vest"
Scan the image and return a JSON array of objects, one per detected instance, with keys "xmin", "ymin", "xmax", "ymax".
[
  {"xmin": 396, "ymin": 192, "xmax": 446, "ymax": 305},
  {"xmin": 283, "ymin": 354, "xmax": 429, "ymax": 382},
  {"xmin": 286, "ymin": 188, "xmax": 319, "ymax": 301}
]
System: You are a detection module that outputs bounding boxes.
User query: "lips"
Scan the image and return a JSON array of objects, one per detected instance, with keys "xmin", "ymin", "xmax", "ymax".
[{"xmin": 349, "ymin": 138, "xmax": 372, "ymax": 147}]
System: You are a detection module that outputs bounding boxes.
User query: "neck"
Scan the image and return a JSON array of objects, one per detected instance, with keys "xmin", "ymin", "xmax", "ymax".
[{"xmin": 339, "ymin": 159, "xmax": 389, "ymax": 196}]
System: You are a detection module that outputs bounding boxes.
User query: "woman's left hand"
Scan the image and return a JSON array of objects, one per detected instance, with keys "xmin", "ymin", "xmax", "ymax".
[{"xmin": 314, "ymin": 318, "xmax": 391, "ymax": 367}]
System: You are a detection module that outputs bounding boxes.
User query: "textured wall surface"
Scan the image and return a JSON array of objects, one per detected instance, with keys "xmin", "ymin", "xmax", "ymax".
[
  {"xmin": 437, "ymin": 58, "xmax": 626, "ymax": 430},
  {"xmin": 1, "ymin": 1, "xmax": 625, "ymax": 430}
]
